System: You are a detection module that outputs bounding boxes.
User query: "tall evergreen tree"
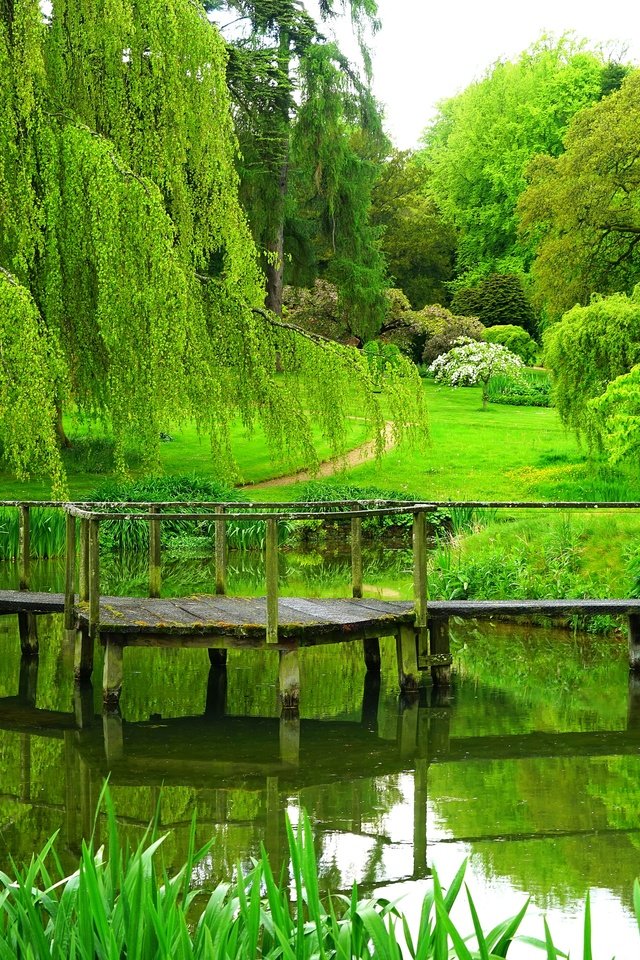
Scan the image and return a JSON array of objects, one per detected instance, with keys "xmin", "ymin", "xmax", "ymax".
[{"xmin": 206, "ymin": 0, "xmax": 388, "ymax": 339}]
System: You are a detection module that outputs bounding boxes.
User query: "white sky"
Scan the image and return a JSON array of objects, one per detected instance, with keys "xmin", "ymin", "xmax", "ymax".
[{"xmin": 346, "ymin": 0, "xmax": 640, "ymax": 148}]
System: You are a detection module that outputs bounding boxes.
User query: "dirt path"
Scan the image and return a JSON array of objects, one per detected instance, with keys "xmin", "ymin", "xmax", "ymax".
[{"xmin": 241, "ymin": 420, "xmax": 396, "ymax": 490}]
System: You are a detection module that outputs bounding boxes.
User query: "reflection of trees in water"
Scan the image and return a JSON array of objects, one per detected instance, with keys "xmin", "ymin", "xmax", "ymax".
[{"xmin": 428, "ymin": 665, "xmax": 640, "ymax": 910}]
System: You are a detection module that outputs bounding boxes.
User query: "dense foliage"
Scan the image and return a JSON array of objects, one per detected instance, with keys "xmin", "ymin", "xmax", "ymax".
[
  {"xmin": 543, "ymin": 289, "xmax": 640, "ymax": 449},
  {"xmin": 208, "ymin": 0, "xmax": 388, "ymax": 338},
  {"xmin": 520, "ymin": 69, "xmax": 640, "ymax": 320},
  {"xmin": 451, "ymin": 273, "xmax": 537, "ymax": 335},
  {"xmin": 370, "ymin": 150, "xmax": 455, "ymax": 308},
  {"xmin": 430, "ymin": 339, "xmax": 524, "ymax": 408},
  {"xmin": 483, "ymin": 325, "xmax": 538, "ymax": 365},
  {"xmin": 0, "ymin": 0, "xmax": 425, "ymax": 490},
  {"xmin": 421, "ymin": 37, "xmax": 622, "ymax": 286}
]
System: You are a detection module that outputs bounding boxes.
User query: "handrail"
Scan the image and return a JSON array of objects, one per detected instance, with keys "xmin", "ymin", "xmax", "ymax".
[{"xmin": 3, "ymin": 498, "xmax": 639, "ymax": 654}]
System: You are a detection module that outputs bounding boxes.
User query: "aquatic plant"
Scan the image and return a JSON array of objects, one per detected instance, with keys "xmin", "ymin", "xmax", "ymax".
[{"xmin": 0, "ymin": 787, "xmax": 635, "ymax": 957}]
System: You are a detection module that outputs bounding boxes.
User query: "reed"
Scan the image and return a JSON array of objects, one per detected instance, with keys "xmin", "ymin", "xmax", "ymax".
[
  {"xmin": 0, "ymin": 506, "xmax": 66, "ymax": 561},
  {"xmin": 0, "ymin": 786, "xmax": 634, "ymax": 958}
]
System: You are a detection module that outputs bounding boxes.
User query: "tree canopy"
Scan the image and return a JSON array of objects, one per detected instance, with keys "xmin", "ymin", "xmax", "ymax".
[
  {"xmin": 0, "ymin": 0, "xmax": 424, "ymax": 490},
  {"xmin": 519, "ymin": 69, "xmax": 640, "ymax": 321},
  {"xmin": 370, "ymin": 150, "xmax": 455, "ymax": 309},
  {"xmin": 543, "ymin": 289, "xmax": 640, "ymax": 450},
  {"xmin": 207, "ymin": 0, "xmax": 388, "ymax": 339},
  {"xmin": 420, "ymin": 36, "xmax": 621, "ymax": 287}
]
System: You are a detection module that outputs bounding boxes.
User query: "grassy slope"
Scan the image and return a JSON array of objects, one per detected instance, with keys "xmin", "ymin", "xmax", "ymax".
[{"xmin": 0, "ymin": 417, "xmax": 370, "ymax": 500}]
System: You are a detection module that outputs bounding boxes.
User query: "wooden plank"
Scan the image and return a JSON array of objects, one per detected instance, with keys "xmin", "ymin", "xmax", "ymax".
[{"xmin": 0, "ymin": 591, "xmax": 65, "ymax": 613}]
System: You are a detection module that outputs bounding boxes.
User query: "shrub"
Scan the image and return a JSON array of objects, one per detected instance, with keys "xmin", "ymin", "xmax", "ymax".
[
  {"xmin": 487, "ymin": 370, "xmax": 552, "ymax": 407},
  {"xmin": 484, "ymin": 324, "xmax": 538, "ymax": 364},
  {"xmin": 420, "ymin": 304, "xmax": 486, "ymax": 365},
  {"xmin": 452, "ymin": 272, "xmax": 537, "ymax": 335},
  {"xmin": 429, "ymin": 338, "xmax": 524, "ymax": 408}
]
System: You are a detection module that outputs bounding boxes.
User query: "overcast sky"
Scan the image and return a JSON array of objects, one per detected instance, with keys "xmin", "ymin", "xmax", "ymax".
[{"xmin": 339, "ymin": 0, "xmax": 640, "ymax": 149}]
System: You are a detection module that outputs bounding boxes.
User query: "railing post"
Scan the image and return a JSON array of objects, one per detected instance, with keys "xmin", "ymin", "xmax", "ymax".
[
  {"xmin": 79, "ymin": 518, "xmax": 89, "ymax": 601},
  {"xmin": 413, "ymin": 509, "xmax": 428, "ymax": 628},
  {"xmin": 215, "ymin": 506, "xmax": 227, "ymax": 596},
  {"xmin": 18, "ymin": 505, "xmax": 30, "ymax": 590},
  {"xmin": 64, "ymin": 512, "xmax": 76, "ymax": 631},
  {"xmin": 88, "ymin": 518, "xmax": 100, "ymax": 640},
  {"xmin": 149, "ymin": 506, "xmax": 161, "ymax": 598},
  {"xmin": 351, "ymin": 516, "xmax": 363, "ymax": 599},
  {"xmin": 266, "ymin": 517, "xmax": 279, "ymax": 644}
]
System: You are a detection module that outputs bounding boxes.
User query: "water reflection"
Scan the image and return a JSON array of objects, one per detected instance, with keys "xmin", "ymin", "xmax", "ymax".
[{"xmin": 0, "ymin": 597, "xmax": 638, "ymax": 951}]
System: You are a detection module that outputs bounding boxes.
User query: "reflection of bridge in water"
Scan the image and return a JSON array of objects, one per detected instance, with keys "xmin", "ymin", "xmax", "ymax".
[{"xmin": 4, "ymin": 656, "xmax": 640, "ymax": 893}]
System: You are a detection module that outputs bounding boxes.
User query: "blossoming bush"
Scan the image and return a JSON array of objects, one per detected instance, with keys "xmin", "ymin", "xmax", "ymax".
[{"xmin": 429, "ymin": 337, "xmax": 524, "ymax": 408}]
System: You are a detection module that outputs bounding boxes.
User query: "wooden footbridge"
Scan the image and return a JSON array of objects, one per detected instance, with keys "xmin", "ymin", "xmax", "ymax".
[{"xmin": 3, "ymin": 499, "xmax": 640, "ymax": 709}]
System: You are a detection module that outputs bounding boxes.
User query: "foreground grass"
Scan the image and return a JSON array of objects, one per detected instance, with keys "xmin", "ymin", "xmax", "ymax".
[{"xmin": 2, "ymin": 789, "xmax": 635, "ymax": 958}]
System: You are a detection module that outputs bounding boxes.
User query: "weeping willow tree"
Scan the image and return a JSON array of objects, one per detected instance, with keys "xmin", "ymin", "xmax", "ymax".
[{"xmin": 0, "ymin": 0, "xmax": 425, "ymax": 492}]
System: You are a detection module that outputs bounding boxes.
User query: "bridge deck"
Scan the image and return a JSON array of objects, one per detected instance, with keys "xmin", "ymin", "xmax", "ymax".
[{"xmin": 3, "ymin": 591, "xmax": 640, "ymax": 629}]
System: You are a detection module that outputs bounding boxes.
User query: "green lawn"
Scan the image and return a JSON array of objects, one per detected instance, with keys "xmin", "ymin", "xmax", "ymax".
[
  {"xmin": 255, "ymin": 380, "xmax": 640, "ymax": 503},
  {"xmin": 0, "ymin": 416, "xmax": 371, "ymax": 500},
  {"xmin": 3, "ymin": 379, "xmax": 640, "ymax": 505}
]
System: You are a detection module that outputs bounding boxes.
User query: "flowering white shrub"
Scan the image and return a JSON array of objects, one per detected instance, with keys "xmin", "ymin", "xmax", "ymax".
[{"xmin": 428, "ymin": 337, "xmax": 524, "ymax": 408}]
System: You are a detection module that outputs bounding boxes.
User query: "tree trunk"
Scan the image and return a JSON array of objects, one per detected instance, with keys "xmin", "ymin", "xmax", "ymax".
[
  {"xmin": 264, "ymin": 160, "xmax": 288, "ymax": 316},
  {"xmin": 56, "ymin": 402, "xmax": 72, "ymax": 448},
  {"xmin": 264, "ymin": 25, "xmax": 290, "ymax": 318}
]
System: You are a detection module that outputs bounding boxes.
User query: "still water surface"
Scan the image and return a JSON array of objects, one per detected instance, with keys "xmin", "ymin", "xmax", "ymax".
[{"xmin": 0, "ymin": 553, "xmax": 638, "ymax": 956}]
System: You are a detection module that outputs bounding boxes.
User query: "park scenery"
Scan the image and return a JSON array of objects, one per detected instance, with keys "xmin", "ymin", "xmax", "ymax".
[{"xmin": 2, "ymin": 0, "xmax": 640, "ymax": 956}]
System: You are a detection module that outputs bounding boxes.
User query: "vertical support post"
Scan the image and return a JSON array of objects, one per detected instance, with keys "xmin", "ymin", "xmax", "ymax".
[
  {"xmin": 363, "ymin": 636, "xmax": 381, "ymax": 674},
  {"xmin": 103, "ymin": 709, "xmax": 124, "ymax": 764},
  {"xmin": 149, "ymin": 506, "xmax": 161, "ymax": 598},
  {"xmin": 64, "ymin": 731, "xmax": 78, "ymax": 853},
  {"xmin": 79, "ymin": 519, "xmax": 89, "ymax": 601},
  {"xmin": 629, "ymin": 614, "xmax": 640, "ymax": 674},
  {"xmin": 430, "ymin": 617, "xmax": 452, "ymax": 687},
  {"xmin": 266, "ymin": 517, "xmax": 279, "ymax": 645},
  {"xmin": 18, "ymin": 505, "xmax": 30, "ymax": 591},
  {"xmin": 19, "ymin": 734, "xmax": 31, "ymax": 803},
  {"xmin": 215, "ymin": 506, "xmax": 227, "ymax": 595},
  {"xmin": 64, "ymin": 512, "xmax": 76, "ymax": 632},
  {"xmin": 88, "ymin": 518, "xmax": 100, "ymax": 640},
  {"xmin": 17, "ymin": 658, "xmax": 38, "ymax": 706},
  {"xmin": 279, "ymin": 713, "xmax": 300, "ymax": 765},
  {"xmin": 351, "ymin": 516, "xmax": 363, "ymax": 599},
  {"xmin": 18, "ymin": 504, "xmax": 38, "ymax": 654},
  {"xmin": 413, "ymin": 509, "xmax": 428, "ymax": 628},
  {"xmin": 396, "ymin": 625, "xmax": 420, "ymax": 694}
]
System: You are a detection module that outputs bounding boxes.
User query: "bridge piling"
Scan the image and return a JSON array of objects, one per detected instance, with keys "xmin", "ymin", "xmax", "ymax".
[
  {"xmin": 429, "ymin": 617, "xmax": 452, "ymax": 686},
  {"xmin": 397, "ymin": 625, "xmax": 420, "ymax": 694}
]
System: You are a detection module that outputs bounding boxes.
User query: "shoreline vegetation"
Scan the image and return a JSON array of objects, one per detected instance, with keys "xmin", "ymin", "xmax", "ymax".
[{"xmin": 2, "ymin": 788, "xmax": 636, "ymax": 958}]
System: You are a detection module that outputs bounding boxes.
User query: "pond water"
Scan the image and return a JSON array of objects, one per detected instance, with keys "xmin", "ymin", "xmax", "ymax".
[{"xmin": 0, "ymin": 552, "xmax": 639, "ymax": 956}]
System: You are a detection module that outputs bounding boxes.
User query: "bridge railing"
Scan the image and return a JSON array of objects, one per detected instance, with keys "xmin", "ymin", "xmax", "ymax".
[
  {"xmin": 4, "ymin": 498, "xmax": 640, "ymax": 646},
  {"xmin": 62, "ymin": 500, "xmax": 435, "ymax": 643}
]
